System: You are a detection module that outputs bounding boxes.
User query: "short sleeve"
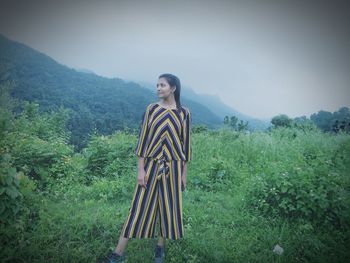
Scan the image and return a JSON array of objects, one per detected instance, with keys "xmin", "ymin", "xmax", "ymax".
[
  {"xmin": 135, "ymin": 104, "xmax": 152, "ymax": 157},
  {"xmin": 182, "ymin": 108, "xmax": 192, "ymax": 162}
]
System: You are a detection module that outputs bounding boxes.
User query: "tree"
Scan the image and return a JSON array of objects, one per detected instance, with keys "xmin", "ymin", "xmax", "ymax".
[
  {"xmin": 310, "ymin": 107, "xmax": 350, "ymax": 132},
  {"xmin": 310, "ymin": 110, "xmax": 333, "ymax": 132},
  {"xmin": 224, "ymin": 115, "xmax": 248, "ymax": 132},
  {"xmin": 224, "ymin": 115, "xmax": 238, "ymax": 130},
  {"xmin": 293, "ymin": 115, "xmax": 318, "ymax": 131},
  {"xmin": 237, "ymin": 120, "xmax": 249, "ymax": 132},
  {"xmin": 271, "ymin": 114, "xmax": 292, "ymax": 128}
]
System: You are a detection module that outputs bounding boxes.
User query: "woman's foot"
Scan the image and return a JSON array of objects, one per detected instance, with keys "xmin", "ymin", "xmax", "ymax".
[
  {"xmin": 154, "ymin": 244, "xmax": 165, "ymax": 263},
  {"xmin": 98, "ymin": 250, "xmax": 126, "ymax": 263}
]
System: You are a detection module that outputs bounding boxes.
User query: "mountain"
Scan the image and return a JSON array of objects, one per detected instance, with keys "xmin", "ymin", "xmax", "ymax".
[
  {"xmin": 74, "ymin": 67, "xmax": 97, "ymax": 75},
  {"xmin": 132, "ymin": 80, "xmax": 271, "ymax": 130},
  {"xmin": 0, "ymin": 34, "xmax": 223, "ymax": 150}
]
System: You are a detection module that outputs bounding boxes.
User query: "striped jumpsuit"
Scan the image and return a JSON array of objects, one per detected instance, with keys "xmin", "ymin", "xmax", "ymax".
[{"xmin": 121, "ymin": 103, "xmax": 192, "ymax": 240}]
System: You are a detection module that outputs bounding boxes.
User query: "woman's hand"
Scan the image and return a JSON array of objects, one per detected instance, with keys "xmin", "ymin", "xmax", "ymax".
[
  {"xmin": 181, "ymin": 175, "xmax": 186, "ymax": 191},
  {"xmin": 138, "ymin": 168, "xmax": 148, "ymax": 189},
  {"xmin": 181, "ymin": 162, "xmax": 187, "ymax": 191},
  {"xmin": 181, "ymin": 170, "xmax": 186, "ymax": 191}
]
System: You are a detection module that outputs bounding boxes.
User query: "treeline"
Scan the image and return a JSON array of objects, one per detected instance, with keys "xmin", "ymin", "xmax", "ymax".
[{"xmin": 221, "ymin": 107, "xmax": 350, "ymax": 134}]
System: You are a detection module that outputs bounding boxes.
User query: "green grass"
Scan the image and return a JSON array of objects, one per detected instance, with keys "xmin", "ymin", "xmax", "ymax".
[{"xmin": 1, "ymin": 128, "xmax": 349, "ymax": 262}]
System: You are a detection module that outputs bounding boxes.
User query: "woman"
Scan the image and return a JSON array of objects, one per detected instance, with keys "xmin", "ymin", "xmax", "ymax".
[{"xmin": 99, "ymin": 73, "xmax": 192, "ymax": 263}]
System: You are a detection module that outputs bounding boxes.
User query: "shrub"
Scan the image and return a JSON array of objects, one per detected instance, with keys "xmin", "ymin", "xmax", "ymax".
[
  {"xmin": 245, "ymin": 129, "xmax": 350, "ymax": 228},
  {"xmin": 84, "ymin": 131, "xmax": 136, "ymax": 181},
  {"xmin": 247, "ymin": 167, "xmax": 348, "ymax": 227},
  {"xmin": 0, "ymin": 154, "xmax": 23, "ymax": 224},
  {"xmin": 6, "ymin": 133, "xmax": 74, "ymax": 190},
  {"xmin": 0, "ymin": 153, "xmax": 37, "ymax": 225}
]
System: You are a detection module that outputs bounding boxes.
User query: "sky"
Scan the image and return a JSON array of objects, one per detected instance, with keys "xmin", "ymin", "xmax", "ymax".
[{"xmin": 0, "ymin": 0, "xmax": 349, "ymax": 119}]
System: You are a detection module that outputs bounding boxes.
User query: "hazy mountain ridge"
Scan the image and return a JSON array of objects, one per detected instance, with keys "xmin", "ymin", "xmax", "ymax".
[
  {"xmin": 134, "ymin": 80, "xmax": 271, "ymax": 130},
  {"xmin": 0, "ymin": 34, "xmax": 223, "ymax": 149}
]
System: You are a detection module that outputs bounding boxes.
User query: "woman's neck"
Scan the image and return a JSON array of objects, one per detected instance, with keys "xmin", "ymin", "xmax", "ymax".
[{"xmin": 159, "ymin": 98, "xmax": 176, "ymax": 107}]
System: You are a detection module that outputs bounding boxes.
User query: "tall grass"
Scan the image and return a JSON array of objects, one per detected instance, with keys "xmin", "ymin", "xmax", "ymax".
[{"xmin": 1, "ymin": 128, "xmax": 349, "ymax": 262}]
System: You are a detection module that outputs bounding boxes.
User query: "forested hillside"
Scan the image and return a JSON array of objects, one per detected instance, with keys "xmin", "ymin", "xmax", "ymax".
[{"xmin": 0, "ymin": 34, "xmax": 222, "ymax": 150}]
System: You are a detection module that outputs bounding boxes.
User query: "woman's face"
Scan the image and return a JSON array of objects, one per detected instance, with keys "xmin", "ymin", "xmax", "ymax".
[{"xmin": 157, "ymin": 77, "xmax": 175, "ymax": 99}]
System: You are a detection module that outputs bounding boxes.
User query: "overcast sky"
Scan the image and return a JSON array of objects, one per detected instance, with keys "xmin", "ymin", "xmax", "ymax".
[{"xmin": 1, "ymin": 0, "xmax": 349, "ymax": 119}]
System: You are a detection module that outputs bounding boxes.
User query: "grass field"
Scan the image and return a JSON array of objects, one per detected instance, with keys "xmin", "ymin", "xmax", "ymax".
[{"xmin": 1, "ymin": 127, "xmax": 349, "ymax": 262}]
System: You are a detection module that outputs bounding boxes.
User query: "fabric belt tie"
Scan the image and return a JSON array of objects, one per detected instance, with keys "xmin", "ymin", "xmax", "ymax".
[{"xmin": 156, "ymin": 156, "xmax": 170, "ymax": 180}]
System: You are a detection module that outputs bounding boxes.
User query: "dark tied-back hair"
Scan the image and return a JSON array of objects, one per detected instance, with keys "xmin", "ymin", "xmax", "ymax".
[{"xmin": 158, "ymin": 73, "xmax": 183, "ymax": 113}]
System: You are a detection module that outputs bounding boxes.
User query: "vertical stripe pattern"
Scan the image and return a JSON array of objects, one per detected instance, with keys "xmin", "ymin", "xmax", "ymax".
[
  {"xmin": 120, "ymin": 102, "xmax": 192, "ymax": 240},
  {"xmin": 121, "ymin": 157, "xmax": 184, "ymax": 240}
]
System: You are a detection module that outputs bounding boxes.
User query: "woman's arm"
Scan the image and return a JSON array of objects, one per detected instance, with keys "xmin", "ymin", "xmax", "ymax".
[
  {"xmin": 181, "ymin": 108, "xmax": 192, "ymax": 191},
  {"xmin": 137, "ymin": 157, "xmax": 147, "ymax": 188},
  {"xmin": 135, "ymin": 105, "xmax": 152, "ymax": 157},
  {"xmin": 182, "ymin": 108, "xmax": 192, "ymax": 162}
]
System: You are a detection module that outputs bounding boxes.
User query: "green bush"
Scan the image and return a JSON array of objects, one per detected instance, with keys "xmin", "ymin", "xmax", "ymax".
[
  {"xmin": 0, "ymin": 153, "xmax": 23, "ymax": 224},
  {"xmin": 248, "ymin": 167, "xmax": 349, "ymax": 226},
  {"xmin": 1, "ymin": 99, "xmax": 74, "ymax": 190},
  {"xmin": 192, "ymin": 124, "xmax": 208, "ymax": 134},
  {"xmin": 6, "ymin": 134, "xmax": 74, "ymax": 190},
  {"xmin": 246, "ymin": 128, "xmax": 350, "ymax": 228},
  {"xmin": 0, "ymin": 152, "xmax": 37, "ymax": 226},
  {"xmin": 84, "ymin": 131, "xmax": 136, "ymax": 180},
  {"xmin": 190, "ymin": 157, "xmax": 231, "ymax": 192}
]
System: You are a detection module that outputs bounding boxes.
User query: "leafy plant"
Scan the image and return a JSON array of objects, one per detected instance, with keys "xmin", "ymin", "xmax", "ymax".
[{"xmin": 0, "ymin": 154, "xmax": 23, "ymax": 224}]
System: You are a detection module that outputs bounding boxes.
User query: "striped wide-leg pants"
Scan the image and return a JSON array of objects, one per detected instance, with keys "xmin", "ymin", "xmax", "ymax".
[{"xmin": 121, "ymin": 157, "xmax": 184, "ymax": 240}]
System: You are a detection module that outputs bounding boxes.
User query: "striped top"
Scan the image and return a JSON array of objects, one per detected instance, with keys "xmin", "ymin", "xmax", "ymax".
[{"xmin": 135, "ymin": 102, "xmax": 192, "ymax": 162}]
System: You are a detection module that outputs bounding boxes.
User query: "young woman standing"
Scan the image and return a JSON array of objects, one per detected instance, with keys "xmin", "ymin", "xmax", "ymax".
[{"xmin": 99, "ymin": 73, "xmax": 192, "ymax": 263}]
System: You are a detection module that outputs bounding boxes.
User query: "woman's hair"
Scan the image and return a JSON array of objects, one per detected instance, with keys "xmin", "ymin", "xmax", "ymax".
[{"xmin": 158, "ymin": 73, "xmax": 182, "ymax": 112}]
